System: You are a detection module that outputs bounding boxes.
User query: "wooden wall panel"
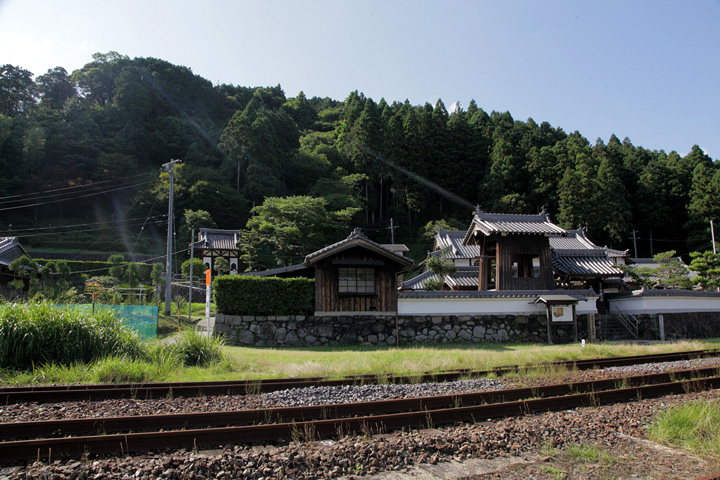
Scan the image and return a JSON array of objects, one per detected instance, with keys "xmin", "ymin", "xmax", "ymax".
[{"xmin": 314, "ymin": 246, "xmax": 402, "ymax": 312}]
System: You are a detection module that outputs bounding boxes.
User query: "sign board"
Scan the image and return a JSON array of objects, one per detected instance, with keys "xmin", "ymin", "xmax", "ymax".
[{"xmin": 551, "ymin": 305, "xmax": 573, "ymax": 322}]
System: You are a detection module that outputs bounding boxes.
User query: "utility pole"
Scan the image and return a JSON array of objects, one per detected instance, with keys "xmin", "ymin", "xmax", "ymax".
[
  {"xmin": 163, "ymin": 159, "xmax": 182, "ymax": 316},
  {"xmin": 188, "ymin": 228, "xmax": 195, "ymax": 322},
  {"xmin": 630, "ymin": 229, "xmax": 638, "ymax": 259},
  {"xmin": 712, "ymin": 220, "xmax": 717, "ymax": 254},
  {"xmin": 388, "ymin": 218, "xmax": 398, "ymax": 244}
]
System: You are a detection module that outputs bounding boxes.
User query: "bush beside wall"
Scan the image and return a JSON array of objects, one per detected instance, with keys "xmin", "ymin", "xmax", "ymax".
[{"xmin": 214, "ymin": 276, "xmax": 314, "ymax": 316}]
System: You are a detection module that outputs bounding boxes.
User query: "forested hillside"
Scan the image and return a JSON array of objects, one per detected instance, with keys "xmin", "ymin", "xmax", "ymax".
[{"xmin": 1, "ymin": 53, "xmax": 717, "ymax": 266}]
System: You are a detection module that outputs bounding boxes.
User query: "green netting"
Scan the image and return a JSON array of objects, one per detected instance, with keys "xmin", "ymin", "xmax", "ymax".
[{"xmin": 58, "ymin": 304, "xmax": 158, "ymax": 340}]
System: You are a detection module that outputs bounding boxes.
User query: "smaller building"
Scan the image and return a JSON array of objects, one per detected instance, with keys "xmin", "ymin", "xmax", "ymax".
[
  {"xmin": 190, "ymin": 228, "xmax": 243, "ymax": 274},
  {"xmin": 0, "ymin": 237, "xmax": 31, "ymax": 299},
  {"xmin": 304, "ymin": 228, "xmax": 414, "ymax": 315}
]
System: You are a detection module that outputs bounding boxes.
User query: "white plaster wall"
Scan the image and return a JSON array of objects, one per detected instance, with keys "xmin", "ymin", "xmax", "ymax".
[
  {"xmin": 398, "ymin": 296, "xmax": 598, "ymax": 316},
  {"xmin": 610, "ymin": 295, "xmax": 720, "ymax": 314}
]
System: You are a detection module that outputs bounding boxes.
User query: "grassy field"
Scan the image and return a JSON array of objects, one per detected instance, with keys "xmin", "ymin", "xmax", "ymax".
[
  {"xmin": 0, "ymin": 301, "xmax": 717, "ymax": 386},
  {"xmin": 203, "ymin": 339, "xmax": 719, "ymax": 382},
  {"xmin": 13, "ymin": 338, "xmax": 710, "ymax": 385}
]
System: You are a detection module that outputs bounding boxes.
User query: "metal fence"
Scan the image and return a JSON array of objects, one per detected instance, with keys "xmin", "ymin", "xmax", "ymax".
[{"xmin": 58, "ymin": 304, "xmax": 158, "ymax": 340}]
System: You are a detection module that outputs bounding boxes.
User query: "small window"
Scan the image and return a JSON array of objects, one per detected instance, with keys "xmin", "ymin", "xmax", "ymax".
[
  {"xmin": 339, "ymin": 267, "xmax": 375, "ymax": 294},
  {"xmin": 512, "ymin": 254, "xmax": 540, "ymax": 278}
]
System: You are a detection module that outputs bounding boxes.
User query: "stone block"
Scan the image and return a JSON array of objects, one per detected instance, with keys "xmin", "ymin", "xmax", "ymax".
[
  {"xmin": 473, "ymin": 325, "xmax": 486, "ymax": 338},
  {"xmin": 497, "ymin": 328, "xmax": 509, "ymax": 342},
  {"xmin": 236, "ymin": 330, "xmax": 255, "ymax": 345}
]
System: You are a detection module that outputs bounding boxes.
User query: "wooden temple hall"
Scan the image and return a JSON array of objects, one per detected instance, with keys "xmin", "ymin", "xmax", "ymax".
[{"xmin": 462, "ymin": 208, "xmax": 566, "ymax": 291}]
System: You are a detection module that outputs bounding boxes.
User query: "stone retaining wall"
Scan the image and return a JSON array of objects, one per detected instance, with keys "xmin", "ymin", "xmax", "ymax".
[
  {"xmin": 214, "ymin": 313, "xmax": 591, "ymax": 347},
  {"xmin": 634, "ymin": 311, "xmax": 720, "ymax": 340}
]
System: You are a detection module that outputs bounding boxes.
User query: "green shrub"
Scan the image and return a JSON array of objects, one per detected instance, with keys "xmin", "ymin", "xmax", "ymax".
[
  {"xmin": 170, "ymin": 329, "xmax": 225, "ymax": 367},
  {"xmin": 0, "ymin": 302, "xmax": 145, "ymax": 370},
  {"xmin": 214, "ymin": 276, "xmax": 314, "ymax": 315},
  {"xmin": 35, "ymin": 259, "xmax": 153, "ymax": 286}
]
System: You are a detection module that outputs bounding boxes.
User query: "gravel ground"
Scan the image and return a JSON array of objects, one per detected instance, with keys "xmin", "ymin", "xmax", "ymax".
[
  {"xmin": 4, "ymin": 390, "xmax": 717, "ymax": 479},
  {"xmin": 3, "ymin": 357, "xmax": 717, "ymax": 423},
  {"xmin": 2, "ymin": 357, "xmax": 719, "ymax": 479}
]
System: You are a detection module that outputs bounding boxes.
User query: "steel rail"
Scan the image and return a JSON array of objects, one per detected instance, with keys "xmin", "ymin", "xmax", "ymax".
[
  {"xmin": 2, "ymin": 365, "xmax": 718, "ymax": 441},
  {"xmin": 1, "ymin": 370, "xmax": 719, "ymax": 461},
  {"xmin": 0, "ymin": 349, "xmax": 715, "ymax": 405}
]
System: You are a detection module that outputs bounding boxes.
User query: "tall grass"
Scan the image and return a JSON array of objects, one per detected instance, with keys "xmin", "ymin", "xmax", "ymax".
[
  {"xmin": 649, "ymin": 400, "xmax": 720, "ymax": 460},
  {"xmin": 168, "ymin": 329, "xmax": 226, "ymax": 367},
  {"xmin": 0, "ymin": 302, "xmax": 143, "ymax": 370}
]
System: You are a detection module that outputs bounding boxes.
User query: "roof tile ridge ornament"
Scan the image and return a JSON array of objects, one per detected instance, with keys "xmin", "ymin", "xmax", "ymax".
[
  {"xmin": 540, "ymin": 205, "xmax": 552, "ymax": 223},
  {"xmin": 348, "ymin": 227, "xmax": 367, "ymax": 240}
]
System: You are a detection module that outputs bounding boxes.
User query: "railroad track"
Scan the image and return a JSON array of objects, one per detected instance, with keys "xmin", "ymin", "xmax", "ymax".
[
  {"xmin": 2, "ymin": 364, "xmax": 719, "ymax": 462},
  {"xmin": 0, "ymin": 349, "xmax": 715, "ymax": 404}
]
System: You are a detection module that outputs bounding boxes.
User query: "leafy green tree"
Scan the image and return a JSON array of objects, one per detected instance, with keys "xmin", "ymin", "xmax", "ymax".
[
  {"xmin": 0, "ymin": 65, "xmax": 35, "ymax": 116},
  {"xmin": 107, "ymin": 254, "xmax": 125, "ymax": 282},
  {"xmin": 689, "ymin": 250, "xmax": 720, "ymax": 290},
  {"xmin": 70, "ymin": 52, "xmax": 129, "ymax": 106},
  {"xmin": 651, "ymin": 251, "xmax": 695, "ymax": 289},
  {"xmin": 181, "ymin": 208, "xmax": 216, "ymax": 250},
  {"xmin": 214, "ymin": 257, "xmax": 230, "ymax": 275},
  {"xmin": 126, "ymin": 262, "xmax": 140, "ymax": 288},
  {"xmin": 151, "ymin": 262, "xmax": 165, "ymax": 305},
  {"xmin": 245, "ymin": 196, "xmax": 360, "ymax": 266},
  {"xmin": 181, "ymin": 258, "xmax": 206, "ymax": 280},
  {"xmin": 425, "ymin": 254, "xmax": 458, "ymax": 290},
  {"xmin": 35, "ymin": 67, "xmax": 76, "ymax": 109},
  {"xmin": 9, "ymin": 255, "xmax": 41, "ymax": 296}
]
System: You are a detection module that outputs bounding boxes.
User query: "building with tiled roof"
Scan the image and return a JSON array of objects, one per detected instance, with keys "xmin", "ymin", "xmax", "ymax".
[
  {"xmin": 304, "ymin": 228, "xmax": 413, "ymax": 315},
  {"xmin": 463, "ymin": 208, "xmax": 564, "ymax": 291},
  {"xmin": 431, "ymin": 229, "xmax": 480, "ymax": 267},
  {"xmin": 549, "ymin": 228, "xmax": 627, "ymax": 292},
  {"xmin": 190, "ymin": 228, "xmax": 243, "ymax": 274},
  {"xmin": 0, "ymin": 237, "xmax": 32, "ymax": 299}
]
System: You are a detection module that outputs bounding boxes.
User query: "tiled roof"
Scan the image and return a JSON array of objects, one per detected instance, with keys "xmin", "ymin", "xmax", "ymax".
[
  {"xmin": 402, "ymin": 270, "xmax": 439, "ymax": 289},
  {"xmin": 0, "ymin": 237, "xmax": 30, "ymax": 267},
  {"xmin": 400, "ymin": 289, "xmax": 597, "ymax": 300},
  {"xmin": 192, "ymin": 228, "xmax": 241, "ymax": 251},
  {"xmin": 464, "ymin": 209, "xmax": 566, "ymax": 239},
  {"xmin": 244, "ymin": 264, "xmax": 312, "ymax": 277},
  {"xmin": 550, "ymin": 229, "xmax": 624, "ymax": 278},
  {"xmin": 403, "ymin": 266, "xmax": 479, "ymax": 290},
  {"xmin": 445, "ymin": 267, "xmax": 481, "ymax": 289},
  {"xmin": 434, "ymin": 229, "xmax": 480, "ymax": 259},
  {"xmin": 552, "ymin": 255, "xmax": 624, "ymax": 277},
  {"xmin": 608, "ymin": 289, "xmax": 720, "ymax": 299},
  {"xmin": 304, "ymin": 228, "xmax": 414, "ymax": 267}
]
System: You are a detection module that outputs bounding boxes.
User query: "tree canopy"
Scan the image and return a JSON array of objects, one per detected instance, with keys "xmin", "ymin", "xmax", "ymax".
[{"xmin": 0, "ymin": 53, "xmax": 717, "ymax": 265}]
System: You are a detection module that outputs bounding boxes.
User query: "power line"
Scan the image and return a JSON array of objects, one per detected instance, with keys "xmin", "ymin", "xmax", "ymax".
[
  {"xmin": 6, "ymin": 215, "xmax": 166, "ymax": 234},
  {"xmin": 0, "ymin": 180, "xmax": 155, "ymax": 212},
  {"xmin": 0, "ymin": 172, "xmax": 156, "ymax": 204},
  {"xmin": 12, "ymin": 219, "xmax": 166, "ymax": 239}
]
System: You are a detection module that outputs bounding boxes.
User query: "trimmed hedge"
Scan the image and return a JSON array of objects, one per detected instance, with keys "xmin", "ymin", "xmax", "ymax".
[{"xmin": 214, "ymin": 276, "xmax": 315, "ymax": 315}]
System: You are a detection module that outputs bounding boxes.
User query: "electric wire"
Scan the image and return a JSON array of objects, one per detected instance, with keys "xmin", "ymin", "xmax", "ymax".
[
  {"xmin": 0, "ymin": 180, "xmax": 155, "ymax": 212},
  {"xmin": 0, "ymin": 171, "xmax": 156, "ymax": 203},
  {"xmin": 6, "ymin": 215, "xmax": 166, "ymax": 235}
]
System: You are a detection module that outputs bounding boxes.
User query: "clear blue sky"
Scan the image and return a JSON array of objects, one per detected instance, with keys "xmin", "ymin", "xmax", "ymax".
[{"xmin": 1, "ymin": 0, "xmax": 718, "ymax": 159}]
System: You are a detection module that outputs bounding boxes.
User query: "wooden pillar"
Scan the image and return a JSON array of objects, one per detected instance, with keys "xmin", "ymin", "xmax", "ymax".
[
  {"xmin": 546, "ymin": 304, "xmax": 553, "ymax": 344},
  {"xmin": 572, "ymin": 304, "xmax": 578, "ymax": 342},
  {"xmin": 478, "ymin": 255, "xmax": 488, "ymax": 291}
]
